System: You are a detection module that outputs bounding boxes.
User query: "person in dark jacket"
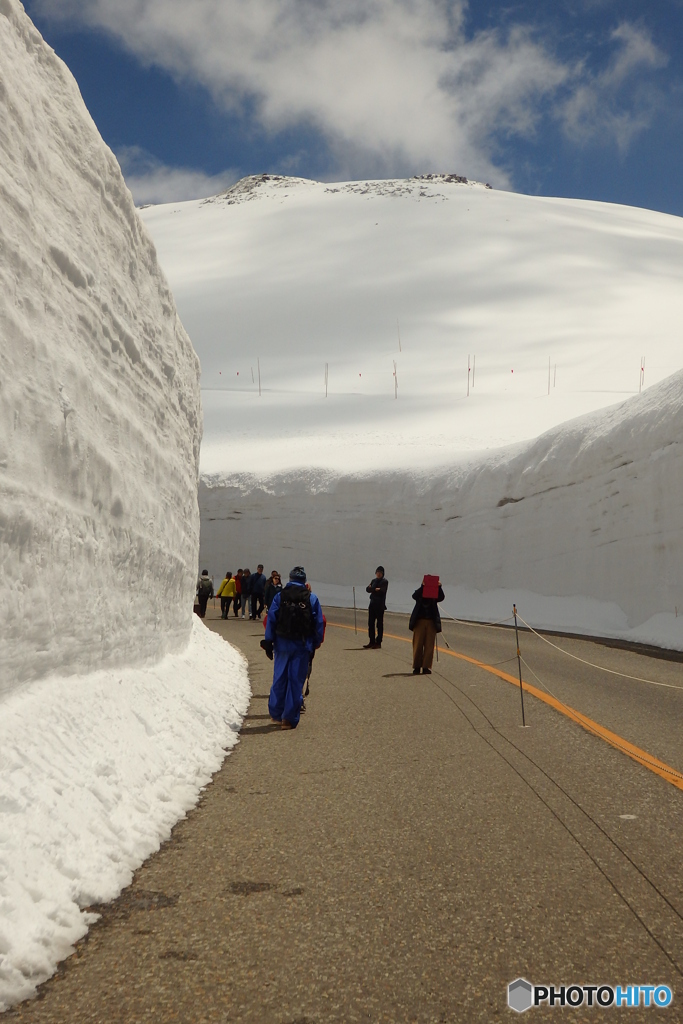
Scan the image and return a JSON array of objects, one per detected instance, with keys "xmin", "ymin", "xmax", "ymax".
[
  {"xmin": 250, "ymin": 564, "xmax": 266, "ymax": 619},
  {"xmin": 264, "ymin": 570, "xmax": 282, "ymax": 609},
  {"xmin": 409, "ymin": 576, "xmax": 445, "ymax": 674},
  {"xmin": 363, "ymin": 566, "xmax": 388, "ymax": 649},
  {"xmin": 196, "ymin": 570, "xmax": 214, "ymax": 618},
  {"xmin": 261, "ymin": 566, "xmax": 324, "ymax": 729},
  {"xmin": 240, "ymin": 568, "xmax": 252, "ymax": 618},
  {"xmin": 233, "ymin": 569, "xmax": 243, "ymax": 617}
]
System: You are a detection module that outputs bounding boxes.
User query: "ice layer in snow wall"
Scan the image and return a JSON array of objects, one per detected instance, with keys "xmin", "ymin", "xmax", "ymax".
[{"xmin": 0, "ymin": 0, "xmax": 202, "ymax": 688}]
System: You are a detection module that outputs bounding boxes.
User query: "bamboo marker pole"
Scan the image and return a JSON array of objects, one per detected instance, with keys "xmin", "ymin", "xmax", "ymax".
[
  {"xmin": 257, "ymin": 357, "xmax": 261, "ymax": 397},
  {"xmin": 393, "ymin": 360, "xmax": 398, "ymax": 399},
  {"xmin": 251, "ymin": 366, "xmax": 254, "ymax": 384},
  {"xmin": 353, "ymin": 587, "xmax": 357, "ymax": 634}
]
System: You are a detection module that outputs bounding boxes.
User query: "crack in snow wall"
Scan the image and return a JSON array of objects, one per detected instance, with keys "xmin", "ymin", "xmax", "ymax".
[
  {"xmin": 0, "ymin": 0, "xmax": 202, "ymax": 688},
  {"xmin": 199, "ymin": 370, "xmax": 683, "ymax": 646}
]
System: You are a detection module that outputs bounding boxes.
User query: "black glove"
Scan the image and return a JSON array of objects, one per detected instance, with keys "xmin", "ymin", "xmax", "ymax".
[{"xmin": 260, "ymin": 639, "xmax": 274, "ymax": 660}]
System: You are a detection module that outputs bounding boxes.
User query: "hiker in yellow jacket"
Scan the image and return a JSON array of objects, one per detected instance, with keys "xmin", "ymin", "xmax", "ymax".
[{"xmin": 216, "ymin": 571, "xmax": 237, "ymax": 620}]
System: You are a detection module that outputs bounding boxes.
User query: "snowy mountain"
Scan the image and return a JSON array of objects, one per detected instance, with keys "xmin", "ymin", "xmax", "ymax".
[
  {"xmin": 0, "ymin": 0, "xmax": 248, "ymax": 1007},
  {"xmin": 140, "ymin": 172, "xmax": 683, "ymax": 476},
  {"xmin": 141, "ymin": 172, "xmax": 683, "ymax": 649}
]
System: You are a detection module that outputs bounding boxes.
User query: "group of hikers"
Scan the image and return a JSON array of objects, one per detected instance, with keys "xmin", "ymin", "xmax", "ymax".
[
  {"xmin": 195, "ymin": 566, "xmax": 283, "ymax": 621},
  {"xmin": 196, "ymin": 563, "xmax": 445, "ymax": 730}
]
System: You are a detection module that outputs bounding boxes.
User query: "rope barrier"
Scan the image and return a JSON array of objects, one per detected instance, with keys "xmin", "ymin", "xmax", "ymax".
[
  {"xmin": 519, "ymin": 656, "xmax": 683, "ymax": 784},
  {"xmin": 442, "ymin": 614, "xmax": 515, "ymax": 629},
  {"xmin": 517, "ymin": 615, "xmax": 683, "ymax": 692}
]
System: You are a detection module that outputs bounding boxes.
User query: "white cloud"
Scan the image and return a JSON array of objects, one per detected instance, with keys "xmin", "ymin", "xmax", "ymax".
[
  {"xmin": 116, "ymin": 147, "xmax": 238, "ymax": 204},
  {"xmin": 35, "ymin": 1, "xmax": 668, "ymax": 182},
  {"xmin": 561, "ymin": 24, "xmax": 667, "ymax": 152}
]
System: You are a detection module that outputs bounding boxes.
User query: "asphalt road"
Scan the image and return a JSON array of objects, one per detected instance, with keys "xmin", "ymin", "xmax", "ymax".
[{"xmin": 6, "ymin": 604, "xmax": 682, "ymax": 1023}]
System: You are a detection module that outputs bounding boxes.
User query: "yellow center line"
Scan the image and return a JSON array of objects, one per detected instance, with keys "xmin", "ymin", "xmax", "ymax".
[{"xmin": 327, "ymin": 621, "xmax": 683, "ymax": 793}]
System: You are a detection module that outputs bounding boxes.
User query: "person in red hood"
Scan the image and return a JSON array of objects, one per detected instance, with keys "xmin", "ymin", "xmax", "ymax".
[{"xmin": 409, "ymin": 575, "xmax": 445, "ymax": 675}]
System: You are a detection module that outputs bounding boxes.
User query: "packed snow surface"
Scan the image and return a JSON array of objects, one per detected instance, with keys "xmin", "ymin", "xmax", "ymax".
[
  {"xmin": 140, "ymin": 172, "xmax": 683, "ymax": 476},
  {"xmin": 0, "ymin": 1, "xmax": 248, "ymax": 1008},
  {"xmin": 0, "ymin": 619, "xmax": 249, "ymax": 1011}
]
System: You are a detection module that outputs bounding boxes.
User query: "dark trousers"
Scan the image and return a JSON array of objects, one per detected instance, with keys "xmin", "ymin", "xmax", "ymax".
[
  {"xmin": 220, "ymin": 597, "xmax": 230, "ymax": 618},
  {"xmin": 232, "ymin": 596, "xmax": 240, "ymax": 616},
  {"xmin": 368, "ymin": 605, "xmax": 385, "ymax": 644},
  {"xmin": 250, "ymin": 593, "xmax": 264, "ymax": 618},
  {"xmin": 198, "ymin": 595, "xmax": 209, "ymax": 618}
]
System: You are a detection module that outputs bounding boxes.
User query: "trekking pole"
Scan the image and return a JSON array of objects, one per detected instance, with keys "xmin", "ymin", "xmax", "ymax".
[
  {"xmin": 435, "ymin": 636, "xmax": 439, "ymax": 662},
  {"xmin": 353, "ymin": 587, "xmax": 357, "ymax": 634},
  {"xmin": 513, "ymin": 604, "xmax": 526, "ymax": 726}
]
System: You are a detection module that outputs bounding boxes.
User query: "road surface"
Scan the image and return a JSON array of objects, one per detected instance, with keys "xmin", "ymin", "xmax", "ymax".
[{"xmin": 7, "ymin": 605, "xmax": 682, "ymax": 1022}]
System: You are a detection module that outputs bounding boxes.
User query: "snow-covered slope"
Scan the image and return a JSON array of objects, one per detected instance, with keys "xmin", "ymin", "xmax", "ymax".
[
  {"xmin": 142, "ymin": 171, "xmax": 683, "ymax": 647},
  {"xmin": 0, "ymin": 1, "xmax": 249, "ymax": 1008},
  {"xmin": 1, "ymin": 0, "xmax": 202, "ymax": 684},
  {"xmin": 200, "ymin": 369, "xmax": 683, "ymax": 648},
  {"xmin": 140, "ymin": 172, "xmax": 683, "ymax": 476}
]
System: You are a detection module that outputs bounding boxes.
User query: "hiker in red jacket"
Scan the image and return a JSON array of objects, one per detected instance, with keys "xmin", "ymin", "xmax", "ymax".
[{"xmin": 409, "ymin": 575, "xmax": 445, "ymax": 675}]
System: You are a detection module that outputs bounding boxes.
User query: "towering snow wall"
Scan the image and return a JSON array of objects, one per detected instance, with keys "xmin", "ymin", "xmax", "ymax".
[
  {"xmin": 0, "ymin": 0, "xmax": 202, "ymax": 689},
  {"xmin": 200, "ymin": 370, "xmax": 683, "ymax": 645}
]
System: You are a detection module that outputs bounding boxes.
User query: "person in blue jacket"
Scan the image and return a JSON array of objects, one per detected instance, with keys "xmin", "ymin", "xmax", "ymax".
[{"xmin": 261, "ymin": 566, "xmax": 324, "ymax": 729}]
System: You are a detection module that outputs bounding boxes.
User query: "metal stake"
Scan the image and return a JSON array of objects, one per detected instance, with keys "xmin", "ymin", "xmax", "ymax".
[
  {"xmin": 513, "ymin": 604, "xmax": 526, "ymax": 726},
  {"xmin": 353, "ymin": 587, "xmax": 357, "ymax": 634}
]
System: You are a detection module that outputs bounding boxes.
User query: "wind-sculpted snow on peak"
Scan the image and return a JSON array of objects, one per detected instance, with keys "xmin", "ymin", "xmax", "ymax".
[{"xmin": 0, "ymin": 0, "xmax": 203, "ymax": 687}]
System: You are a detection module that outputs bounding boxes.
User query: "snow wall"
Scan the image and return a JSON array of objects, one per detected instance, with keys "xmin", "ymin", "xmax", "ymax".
[
  {"xmin": 0, "ymin": 3, "xmax": 251, "ymax": 1009},
  {"xmin": 200, "ymin": 369, "xmax": 683, "ymax": 647},
  {"xmin": 0, "ymin": 0, "xmax": 202, "ymax": 689}
]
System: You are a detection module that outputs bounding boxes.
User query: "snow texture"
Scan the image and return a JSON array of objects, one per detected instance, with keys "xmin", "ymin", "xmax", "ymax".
[
  {"xmin": 0, "ymin": 618, "xmax": 250, "ymax": 1010},
  {"xmin": 141, "ymin": 173, "xmax": 683, "ymax": 648},
  {"xmin": 0, "ymin": 0, "xmax": 202, "ymax": 688},
  {"xmin": 140, "ymin": 172, "xmax": 683, "ymax": 477},
  {"xmin": 0, "ymin": 2, "xmax": 250, "ymax": 1009},
  {"xmin": 199, "ymin": 368, "xmax": 683, "ymax": 648}
]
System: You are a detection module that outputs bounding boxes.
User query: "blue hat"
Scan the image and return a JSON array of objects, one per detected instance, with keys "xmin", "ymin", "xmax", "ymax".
[{"xmin": 289, "ymin": 565, "xmax": 307, "ymax": 583}]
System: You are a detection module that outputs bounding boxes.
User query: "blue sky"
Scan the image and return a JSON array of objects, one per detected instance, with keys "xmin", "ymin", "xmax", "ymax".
[{"xmin": 24, "ymin": 0, "xmax": 683, "ymax": 214}]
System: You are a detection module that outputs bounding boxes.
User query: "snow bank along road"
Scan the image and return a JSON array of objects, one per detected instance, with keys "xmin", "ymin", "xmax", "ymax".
[
  {"xmin": 7, "ymin": 606, "xmax": 682, "ymax": 1022},
  {"xmin": 0, "ymin": 1, "xmax": 245, "ymax": 1009},
  {"xmin": 200, "ymin": 365, "xmax": 683, "ymax": 655}
]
